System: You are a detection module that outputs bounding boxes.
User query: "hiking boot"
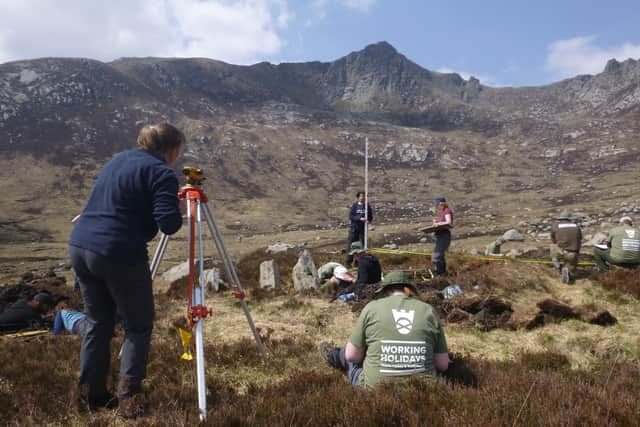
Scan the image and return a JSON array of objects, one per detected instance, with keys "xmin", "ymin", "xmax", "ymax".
[
  {"xmin": 77, "ymin": 390, "xmax": 118, "ymax": 412},
  {"xmin": 117, "ymin": 393, "xmax": 146, "ymax": 419},
  {"xmin": 561, "ymin": 266, "xmax": 570, "ymax": 284},
  {"xmin": 319, "ymin": 341, "xmax": 344, "ymax": 371}
]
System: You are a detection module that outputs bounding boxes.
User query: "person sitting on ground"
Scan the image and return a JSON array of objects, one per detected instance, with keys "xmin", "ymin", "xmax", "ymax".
[
  {"xmin": 550, "ymin": 210, "xmax": 582, "ymax": 283},
  {"xmin": 53, "ymin": 309, "xmax": 92, "ymax": 337},
  {"xmin": 484, "ymin": 237, "xmax": 507, "ymax": 256},
  {"xmin": 345, "ymin": 192, "xmax": 373, "ymax": 266},
  {"xmin": 0, "ymin": 293, "xmax": 55, "ymax": 333},
  {"xmin": 349, "ymin": 242, "xmax": 381, "ymax": 285},
  {"xmin": 318, "ymin": 262, "xmax": 355, "ymax": 292},
  {"xmin": 431, "ymin": 197, "xmax": 453, "ymax": 276},
  {"xmin": 320, "ymin": 271, "xmax": 449, "ymax": 388},
  {"xmin": 593, "ymin": 216, "xmax": 640, "ymax": 272}
]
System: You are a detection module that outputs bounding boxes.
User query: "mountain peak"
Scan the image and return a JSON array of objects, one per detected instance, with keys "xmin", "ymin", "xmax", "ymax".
[{"xmin": 360, "ymin": 41, "xmax": 398, "ymax": 57}]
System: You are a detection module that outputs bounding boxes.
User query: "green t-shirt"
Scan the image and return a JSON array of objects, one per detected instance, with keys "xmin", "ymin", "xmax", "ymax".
[
  {"xmin": 348, "ymin": 295, "xmax": 448, "ymax": 388},
  {"xmin": 608, "ymin": 226, "xmax": 640, "ymax": 263}
]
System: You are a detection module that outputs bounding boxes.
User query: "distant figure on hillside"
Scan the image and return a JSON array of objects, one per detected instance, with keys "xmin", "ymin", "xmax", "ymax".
[
  {"xmin": 484, "ymin": 237, "xmax": 507, "ymax": 256},
  {"xmin": 319, "ymin": 271, "xmax": 449, "ymax": 388},
  {"xmin": 0, "ymin": 293, "xmax": 55, "ymax": 333},
  {"xmin": 69, "ymin": 123, "xmax": 186, "ymax": 417},
  {"xmin": 431, "ymin": 197, "xmax": 453, "ymax": 276},
  {"xmin": 53, "ymin": 309, "xmax": 91, "ymax": 337},
  {"xmin": 345, "ymin": 192, "xmax": 373, "ymax": 266},
  {"xmin": 349, "ymin": 242, "xmax": 382, "ymax": 285},
  {"xmin": 318, "ymin": 262, "xmax": 355, "ymax": 292},
  {"xmin": 593, "ymin": 216, "xmax": 640, "ymax": 272},
  {"xmin": 550, "ymin": 211, "xmax": 582, "ymax": 284}
]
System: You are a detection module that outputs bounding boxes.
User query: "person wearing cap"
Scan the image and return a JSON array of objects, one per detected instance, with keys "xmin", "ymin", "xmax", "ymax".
[
  {"xmin": 350, "ymin": 241, "xmax": 382, "ymax": 285},
  {"xmin": 484, "ymin": 237, "xmax": 507, "ymax": 256},
  {"xmin": 319, "ymin": 271, "xmax": 449, "ymax": 388},
  {"xmin": 593, "ymin": 216, "xmax": 640, "ymax": 272},
  {"xmin": 318, "ymin": 262, "xmax": 355, "ymax": 291},
  {"xmin": 431, "ymin": 197, "xmax": 453, "ymax": 276},
  {"xmin": 0, "ymin": 293, "xmax": 55, "ymax": 333},
  {"xmin": 345, "ymin": 192, "xmax": 374, "ymax": 266},
  {"xmin": 550, "ymin": 211, "xmax": 582, "ymax": 284}
]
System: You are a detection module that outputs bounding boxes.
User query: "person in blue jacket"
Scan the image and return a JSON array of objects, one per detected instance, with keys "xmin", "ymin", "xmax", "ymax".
[
  {"xmin": 69, "ymin": 123, "xmax": 185, "ymax": 417},
  {"xmin": 345, "ymin": 192, "xmax": 373, "ymax": 266}
]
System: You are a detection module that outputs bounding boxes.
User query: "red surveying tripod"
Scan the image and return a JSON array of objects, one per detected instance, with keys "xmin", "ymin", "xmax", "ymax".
[{"xmin": 149, "ymin": 166, "xmax": 267, "ymax": 421}]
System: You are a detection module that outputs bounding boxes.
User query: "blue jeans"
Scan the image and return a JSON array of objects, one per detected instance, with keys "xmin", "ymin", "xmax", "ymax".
[
  {"xmin": 432, "ymin": 230, "xmax": 451, "ymax": 275},
  {"xmin": 70, "ymin": 245, "xmax": 154, "ymax": 399},
  {"xmin": 335, "ymin": 347, "xmax": 363, "ymax": 387}
]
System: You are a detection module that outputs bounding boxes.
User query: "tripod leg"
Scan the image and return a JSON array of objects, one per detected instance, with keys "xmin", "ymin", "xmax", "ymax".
[
  {"xmin": 194, "ymin": 199, "xmax": 207, "ymax": 420},
  {"xmin": 201, "ymin": 203, "xmax": 268, "ymax": 361},
  {"xmin": 150, "ymin": 233, "xmax": 170, "ymax": 279}
]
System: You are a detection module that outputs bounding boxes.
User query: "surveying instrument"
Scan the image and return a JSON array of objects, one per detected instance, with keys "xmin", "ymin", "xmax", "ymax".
[{"xmin": 149, "ymin": 166, "xmax": 267, "ymax": 421}]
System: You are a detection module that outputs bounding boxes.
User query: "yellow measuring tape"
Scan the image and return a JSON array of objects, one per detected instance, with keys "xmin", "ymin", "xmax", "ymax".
[
  {"xmin": 369, "ymin": 247, "xmax": 596, "ymax": 266},
  {"xmin": 1, "ymin": 329, "xmax": 50, "ymax": 338}
]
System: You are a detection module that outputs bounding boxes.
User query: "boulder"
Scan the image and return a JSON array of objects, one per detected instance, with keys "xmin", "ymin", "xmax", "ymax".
[
  {"xmin": 292, "ymin": 249, "xmax": 318, "ymax": 292},
  {"xmin": 204, "ymin": 268, "xmax": 221, "ymax": 292},
  {"xmin": 259, "ymin": 260, "xmax": 280, "ymax": 289},
  {"xmin": 502, "ymin": 229, "xmax": 525, "ymax": 242},
  {"xmin": 161, "ymin": 258, "xmax": 215, "ymax": 290}
]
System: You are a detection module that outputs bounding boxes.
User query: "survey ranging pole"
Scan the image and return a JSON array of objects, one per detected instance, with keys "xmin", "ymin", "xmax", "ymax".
[
  {"xmin": 364, "ymin": 137, "xmax": 369, "ymax": 250},
  {"xmin": 149, "ymin": 167, "xmax": 267, "ymax": 421}
]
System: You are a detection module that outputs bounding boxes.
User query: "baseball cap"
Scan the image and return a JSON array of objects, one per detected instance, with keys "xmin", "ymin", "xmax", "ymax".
[
  {"xmin": 349, "ymin": 241, "xmax": 366, "ymax": 255},
  {"xmin": 619, "ymin": 216, "xmax": 633, "ymax": 225},
  {"xmin": 434, "ymin": 196, "xmax": 446, "ymax": 206},
  {"xmin": 375, "ymin": 271, "xmax": 419, "ymax": 295}
]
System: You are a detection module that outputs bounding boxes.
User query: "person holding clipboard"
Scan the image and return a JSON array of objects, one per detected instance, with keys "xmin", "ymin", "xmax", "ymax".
[{"xmin": 431, "ymin": 196, "xmax": 453, "ymax": 276}]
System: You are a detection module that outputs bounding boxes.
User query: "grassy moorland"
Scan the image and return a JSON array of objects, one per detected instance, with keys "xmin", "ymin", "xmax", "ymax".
[{"xmin": 1, "ymin": 250, "xmax": 639, "ymax": 426}]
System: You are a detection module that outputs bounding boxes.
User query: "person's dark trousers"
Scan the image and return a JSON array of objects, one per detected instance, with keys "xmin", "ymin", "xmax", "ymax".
[
  {"xmin": 332, "ymin": 347, "xmax": 362, "ymax": 387},
  {"xmin": 593, "ymin": 247, "xmax": 611, "ymax": 271},
  {"xmin": 345, "ymin": 227, "xmax": 364, "ymax": 265},
  {"xmin": 69, "ymin": 245, "xmax": 155, "ymax": 400},
  {"xmin": 432, "ymin": 230, "xmax": 451, "ymax": 276}
]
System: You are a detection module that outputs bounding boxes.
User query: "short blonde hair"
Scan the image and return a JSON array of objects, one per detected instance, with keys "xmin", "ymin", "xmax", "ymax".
[{"xmin": 137, "ymin": 123, "xmax": 185, "ymax": 155}]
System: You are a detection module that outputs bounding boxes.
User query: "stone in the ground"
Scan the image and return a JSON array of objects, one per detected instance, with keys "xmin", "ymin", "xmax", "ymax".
[
  {"xmin": 266, "ymin": 242, "xmax": 298, "ymax": 253},
  {"xmin": 502, "ymin": 229, "xmax": 525, "ymax": 242},
  {"xmin": 260, "ymin": 260, "xmax": 280, "ymax": 289},
  {"xmin": 583, "ymin": 232, "xmax": 608, "ymax": 247},
  {"xmin": 204, "ymin": 268, "xmax": 221, "ymax": 292},
  {"xmin": 292, "ymin": 249, "xmax": 318, "ymax": 291},
  {"xmin": 161, "ymin": 258, "xmax": 215, "ymax": 289}
]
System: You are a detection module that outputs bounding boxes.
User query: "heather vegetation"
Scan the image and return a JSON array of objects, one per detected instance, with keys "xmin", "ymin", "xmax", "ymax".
[{"xmin": 1, "ymin": 251, "xmax": 639, "ymax": 426}]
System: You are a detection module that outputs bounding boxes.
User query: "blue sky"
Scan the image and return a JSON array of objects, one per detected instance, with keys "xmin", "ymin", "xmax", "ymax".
[{"xmin": 1, "ymin": 0, "xmax": 639, "ymax": 87}]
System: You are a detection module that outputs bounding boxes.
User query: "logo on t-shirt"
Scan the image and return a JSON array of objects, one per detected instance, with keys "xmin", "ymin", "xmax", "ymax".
[
  {"xmin": 392, "ymin": 309, "xmax": 415, "ymax": 335},
  {"xmin": 625, "ymin": 229, "xmax": 636, "ymax": 238}
]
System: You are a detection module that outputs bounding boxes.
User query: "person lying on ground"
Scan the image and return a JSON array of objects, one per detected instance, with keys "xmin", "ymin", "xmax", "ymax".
[
  {"xmin": 0, "ymin": 293, "xmax": 55, "ymax": 333},
  {"xmin": 349, "ymin": 241, "xmax": 381, "ymax": 285},
  {"xmin": 53, "ymin": 309, "xmax": 92, "ymax": 337},
  {"xmin": 550, "ymin": 210, "xmax": 582, "ymax": 284},
  {"xmin": 593, "ymin": 216, "xmax": 640, "ymax": 272},
  {"xmin": 320, "ymin": 271, "xmax": 449, "ymax": 388},
  {"xmin": 318, "ymin": 262, "xmax": 355, "ymax": 292},
  {"xmin": 484, "ymin": 237, "xmax": 507, "ymax": 256}
]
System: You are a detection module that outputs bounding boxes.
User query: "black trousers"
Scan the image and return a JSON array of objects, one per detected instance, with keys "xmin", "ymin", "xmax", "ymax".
[{"xmin": 69, "ymin": 245, "xmax": 154, "ymax": 399}]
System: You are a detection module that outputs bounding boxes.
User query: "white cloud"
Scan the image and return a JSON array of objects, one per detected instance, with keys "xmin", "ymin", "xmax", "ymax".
[
  {"xmin": 437, "ymin": 67, "xmax": 498, "ymax": 86},
  {"xmin": 0, "ymin": 0, "xmax": 291, "ymax": 65},
  {"xmin": 545, "ymin": 35, "xmax": 640, "ymax": 79}
]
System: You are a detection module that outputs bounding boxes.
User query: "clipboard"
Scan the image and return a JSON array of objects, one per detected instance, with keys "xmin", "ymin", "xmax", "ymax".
[{"xmin": 419, "ymin": 224, "xmax": 451, "ymax": 234}]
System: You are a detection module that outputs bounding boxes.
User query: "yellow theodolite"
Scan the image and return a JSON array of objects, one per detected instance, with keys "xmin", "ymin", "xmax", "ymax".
[{"xmin": 182, "ymin": 166, "xmax": 205, "ymax": 187}]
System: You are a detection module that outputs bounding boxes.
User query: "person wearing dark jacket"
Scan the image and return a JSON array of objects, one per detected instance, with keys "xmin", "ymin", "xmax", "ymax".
[
  {"xmin": 69, "ymin": 123, "xmax": 185, "ymax": 418},
  {"xmin": 345, "ymin": 192, "xmax": 373, "ymax": 266},
  {"xmin": 350, "ymin": 242, "xmax": 382, "ymax": 285},
  {"xmin": 0, "ymin": 293, "xmax": 54, "ymax": 333}
]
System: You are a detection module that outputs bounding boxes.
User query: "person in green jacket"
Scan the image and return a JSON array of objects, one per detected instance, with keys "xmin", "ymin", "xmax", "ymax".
[
  {"xmin": 593, "ymin": 216, "xmax": 640, "ymax": 271},
  {"xmin": 319, "ymin": 271, "xmax": 449, "ymax": 388}
]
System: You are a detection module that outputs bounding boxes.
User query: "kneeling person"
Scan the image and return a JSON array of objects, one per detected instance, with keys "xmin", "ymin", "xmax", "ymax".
[{"xmin": 320, "ymin": 271, "xmax": 449, "ymax": 388}]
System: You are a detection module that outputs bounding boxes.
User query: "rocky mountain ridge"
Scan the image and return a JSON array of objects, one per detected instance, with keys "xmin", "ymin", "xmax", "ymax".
[{"xmin": 1, "ymin": 42, "xmax": 639, "ymax": 238}]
